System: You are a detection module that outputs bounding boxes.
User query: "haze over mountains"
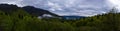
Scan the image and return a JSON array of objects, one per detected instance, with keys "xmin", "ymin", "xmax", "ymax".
[{"xmin": 0, "ymin": 4, "xmax": 86, "ymax": 19}]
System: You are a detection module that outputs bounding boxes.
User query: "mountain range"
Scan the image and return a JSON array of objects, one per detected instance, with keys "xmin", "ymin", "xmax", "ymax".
[{"xmin": 0, "ymin": 4, "xmax": 86, "ymax": 19}]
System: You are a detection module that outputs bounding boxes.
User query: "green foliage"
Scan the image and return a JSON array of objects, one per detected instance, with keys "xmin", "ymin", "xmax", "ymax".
[
  {"xmin": 0, "ymin": 9, "xmax": 75, "ymax": 31},
  {"xmin": 0, "ymin": 8, "xmax": 120, "ymax": 31}
]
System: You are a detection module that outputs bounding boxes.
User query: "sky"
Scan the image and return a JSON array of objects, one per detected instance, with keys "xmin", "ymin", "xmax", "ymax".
[{"xmin": 0, "ymin": 0, "xmax": 119, "ymax": 16}]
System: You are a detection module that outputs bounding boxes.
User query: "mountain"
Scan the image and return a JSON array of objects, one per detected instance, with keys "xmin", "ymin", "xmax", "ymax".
[
  {"xmin": 0, "ymin": 4, "xmax": 19, "ymax": 14},
  {"xmin": 60, "ymin": 16, "xmax": 86, "ymax": 20},
  {"xmin": 0, "ymin": 4, "xmax": 59, "ymax": 17},
  {"xmin": 22, "ymin": 6, "xmax": 59, "ymax": 17}
]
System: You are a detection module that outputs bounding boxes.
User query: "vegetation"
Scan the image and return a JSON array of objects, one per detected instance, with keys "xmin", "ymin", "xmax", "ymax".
[{"xmin": 0, "ymin": 4, "xmax": 120, "ymax": 31}]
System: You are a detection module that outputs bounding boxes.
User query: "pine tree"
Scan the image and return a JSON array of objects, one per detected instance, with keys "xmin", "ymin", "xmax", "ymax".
[{"xmin": 108, "ymin": 7, "xmax": 118, "ymax": 13}]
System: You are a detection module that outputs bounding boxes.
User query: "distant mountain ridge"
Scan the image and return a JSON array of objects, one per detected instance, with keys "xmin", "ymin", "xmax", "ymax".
[{"xmin": 60, "ymin": 16, "xmax": 86, "ymax": 20}]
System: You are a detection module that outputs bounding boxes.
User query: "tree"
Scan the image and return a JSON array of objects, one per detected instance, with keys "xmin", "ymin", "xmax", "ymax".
[{"xmin": 108, "ymin": 7, "xmax": 118, "ymax": 13}]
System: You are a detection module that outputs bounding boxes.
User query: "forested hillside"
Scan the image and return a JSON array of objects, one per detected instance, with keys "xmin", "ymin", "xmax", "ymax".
[
  {"xmin": 0, "ymin": 4, "xmax": 59, "ymax": 17},
  {"xmin": 0, "ymin": 4, "xmax": 120, "ymax": 31}
]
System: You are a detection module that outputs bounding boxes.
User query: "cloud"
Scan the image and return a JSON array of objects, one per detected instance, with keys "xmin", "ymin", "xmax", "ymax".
[
  {"xmin": 0, "ymin": 0, "xmax": 113, "ymax": 16},
  {"xmin": 47, "ymin": 0, "xmax": 111, "ymax": 16},
  {"xmin": 109, "ymin": 0, "xmax": 120, "ymax": 10}
]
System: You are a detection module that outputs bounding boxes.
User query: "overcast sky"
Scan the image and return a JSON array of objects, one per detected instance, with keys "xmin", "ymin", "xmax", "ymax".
[{"xmin": 0, "ymin": 0, "xmax": 119, "ymax": 16}]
